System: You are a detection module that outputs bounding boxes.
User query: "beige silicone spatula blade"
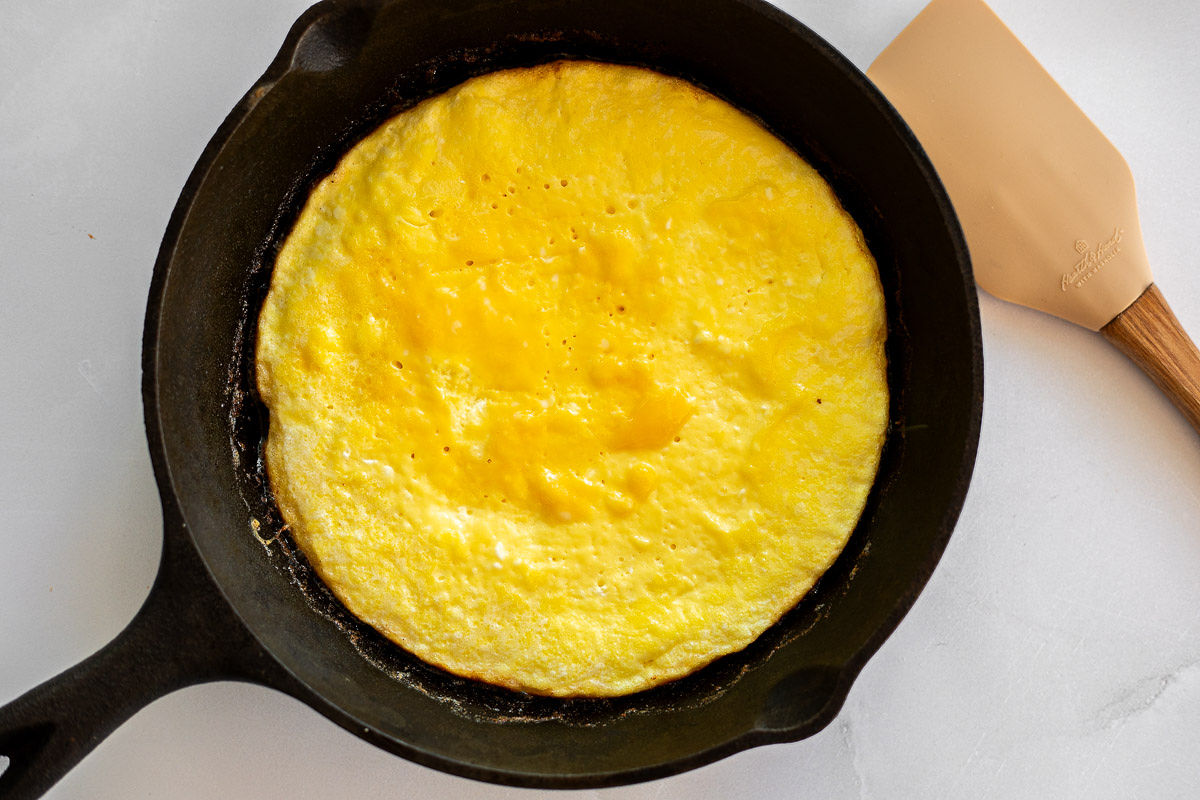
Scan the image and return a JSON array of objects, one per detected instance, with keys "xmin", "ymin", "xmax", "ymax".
[
  {"xmin": 868, "ymin": 0, "xmax": 1150, "ymax": 330},
  {"xmin": 868, "ymin": 0, "xmax": 1200, "ymax": 432}
]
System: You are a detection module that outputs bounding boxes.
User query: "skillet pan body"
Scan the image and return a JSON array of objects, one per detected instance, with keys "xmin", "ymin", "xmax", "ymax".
[{"xmin": 147, "ymin": 0, "xmax": 981, "ymax": 787}]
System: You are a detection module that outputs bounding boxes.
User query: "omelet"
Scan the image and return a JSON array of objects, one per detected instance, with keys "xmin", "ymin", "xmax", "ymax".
[{"xmin": 256, "ymin": 61, "xmax": 888, "ymax": 697}]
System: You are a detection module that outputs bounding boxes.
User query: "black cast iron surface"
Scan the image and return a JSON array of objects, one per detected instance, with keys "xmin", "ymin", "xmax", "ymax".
[{"xmin": 0, "ymin": 0, "xmax": 982, "ymax": 796}]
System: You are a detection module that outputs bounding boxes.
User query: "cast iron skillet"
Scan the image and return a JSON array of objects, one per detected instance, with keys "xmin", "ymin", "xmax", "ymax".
[{"xmin": 0, "ymin": 0, "xmax": 982, "ymax": 796}]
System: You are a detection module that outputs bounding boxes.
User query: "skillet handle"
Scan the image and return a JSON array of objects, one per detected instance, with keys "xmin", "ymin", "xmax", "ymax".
[{"xmin": 0, "ymin": 504, "xmax": 296, "ymax": 800}]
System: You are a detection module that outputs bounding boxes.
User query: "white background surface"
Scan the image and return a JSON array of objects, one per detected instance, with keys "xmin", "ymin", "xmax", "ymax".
[{"xmin": 2, "ymin": 1, "xmax": 1199, "ymax": 797}]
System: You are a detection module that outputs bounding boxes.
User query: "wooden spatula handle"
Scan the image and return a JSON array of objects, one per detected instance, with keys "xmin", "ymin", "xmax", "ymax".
[{"xmin": 1101, "ymin": 283, "xmax": 1200, "ymax": 433}]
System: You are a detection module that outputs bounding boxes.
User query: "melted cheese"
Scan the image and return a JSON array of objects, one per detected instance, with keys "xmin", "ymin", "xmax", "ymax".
[{"xmin": 256, "ymin": 61, "xmax": 888, "ymax": 696}]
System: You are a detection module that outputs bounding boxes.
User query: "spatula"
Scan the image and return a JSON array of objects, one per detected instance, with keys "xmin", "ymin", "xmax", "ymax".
[{"xmin": 867, "ymin": 0, "xmax": 1200, "ymax": 433}]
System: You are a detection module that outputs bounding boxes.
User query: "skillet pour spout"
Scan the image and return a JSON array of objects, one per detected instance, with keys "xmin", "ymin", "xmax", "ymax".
[{"xmin": 0, "ymin": 0, "xmax": 981, "ymax": 794}]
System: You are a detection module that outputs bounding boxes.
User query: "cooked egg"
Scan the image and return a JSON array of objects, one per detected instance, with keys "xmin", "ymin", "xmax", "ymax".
[{"xmin": 256, "ymin": 61, "xmax": 888, "ymax": 696}]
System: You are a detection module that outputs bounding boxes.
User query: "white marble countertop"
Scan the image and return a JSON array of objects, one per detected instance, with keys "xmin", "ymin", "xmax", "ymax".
[{"xmin": 2, "ymin": 1, "xmax": 1198, "ymax": 797}]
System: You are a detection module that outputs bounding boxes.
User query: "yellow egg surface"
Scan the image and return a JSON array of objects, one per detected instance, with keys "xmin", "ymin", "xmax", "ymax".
[{"xmin": 256, "ymin": 61, "xmax": 889, "ymax": 697}]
